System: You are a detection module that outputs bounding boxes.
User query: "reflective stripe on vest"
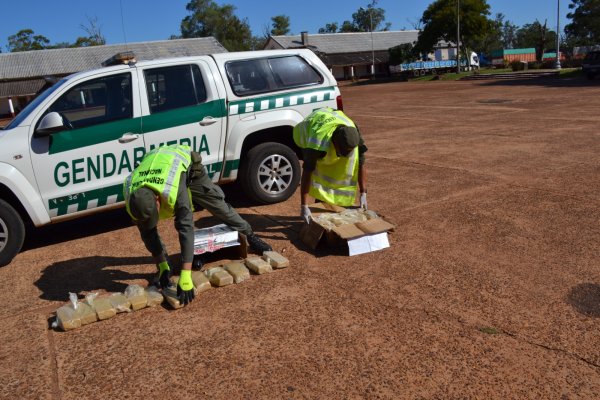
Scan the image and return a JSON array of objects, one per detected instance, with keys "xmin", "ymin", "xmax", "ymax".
[
  {"xmin": 309, "ymin": 146, "xmax": 359, "ymax": 206},
  {"xmin": 124, "ymin": 145, "xmax": 192, "ymax": 221}
]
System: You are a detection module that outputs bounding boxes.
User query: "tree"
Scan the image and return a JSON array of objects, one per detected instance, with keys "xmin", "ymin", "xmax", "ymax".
[
  {"xmin": 318, "ymin": 22, "xmax": 338, "ymax": 34},
  {"xmin": 351, "ymin": 2, "xmax": 391, "ymax": 32},
  {"xmin": 565, "ymin": 0, "xmax": 600, "ymax": 46},
  {"xmin": 75, "ymin": 15, "xmax": 106, "ymax": 47},
  {"xmin": 515, "ymin": 20, "xmax": 557, "ymax": 61},
  {"xmin": 415, "ymin": 0, "xmax": 491, "ymax": 59},
  {"xmin": 7, "ymin": 29, "xmax": 50, "ymax": 52},
  {"xmin": 474, "ymin": 13, "xmax": 518, "ymax": 55},
  {"xmin": 388, "ymin": 42, "xmax": 417, "ymax": 64},
  {"xmin": 180, "ymin": 0, "xmax": 253, "ymax": 51},
  {"xmin": 270, "ymin": 15, "xmax": 290, "ymax": 36},
  {"xmin": 317, "ymin": 2, "xmax": 390, "ymax": 33},
  {"xmin": 339, "ymin": 20, "xmax": 359, "ymax": 33}
]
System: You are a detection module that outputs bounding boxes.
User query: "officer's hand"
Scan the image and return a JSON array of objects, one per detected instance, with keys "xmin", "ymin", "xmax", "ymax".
[
  {"xmin": 359, "ymin": 192, "xmax": 368, "ymax": 210},
  {"xmin": 157, "ymin": 261, "xmax": 172, "ymax": 289},
  {"xmin": 301, "ymin": 205, "xmax": 312, "ymax": 224},
  {"xmin": 177, "ymin": 270, "xmax": 195, "ymax": 306}
]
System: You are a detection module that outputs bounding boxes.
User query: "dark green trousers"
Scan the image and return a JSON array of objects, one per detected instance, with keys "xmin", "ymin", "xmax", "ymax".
[{"xmin": 138, "ymin": 167, "xmax": 252, "ymax": 264}]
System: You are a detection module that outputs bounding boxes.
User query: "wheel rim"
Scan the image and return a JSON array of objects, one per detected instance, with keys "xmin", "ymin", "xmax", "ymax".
[
  {"xmin": 256, "ymin": 154, "xmax": 294, "ymax": 195},
  {"xmin": 0, "ymin": 217, "xmax": 7, "ymax": 253}
]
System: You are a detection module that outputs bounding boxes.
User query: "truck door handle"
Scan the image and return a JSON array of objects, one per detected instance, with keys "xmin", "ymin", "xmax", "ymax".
[
  {"xmin": 199, "ymin": 117, "xmax": 218, "ymax": 126},
  {"xmin": 118, "ymin": 133, "xmax": 140, "ymax": 143}
]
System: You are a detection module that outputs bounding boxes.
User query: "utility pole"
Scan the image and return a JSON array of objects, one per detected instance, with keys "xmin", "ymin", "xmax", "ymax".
[
  {"xmin": 370, "ymin": 0, "xmax": 377, "ymax": 78},
  {"xmin": 555, "ymin": 0, "xmax": 562, "ymax": 69},
  {"xmin": 456, "ymin": 0, "xmax": 460, "ymax": 74}
]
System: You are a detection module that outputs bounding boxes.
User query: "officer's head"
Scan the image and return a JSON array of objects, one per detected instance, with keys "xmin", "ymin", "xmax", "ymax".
[
  {"xmin": 332, "ymin": 125, "xmax": 359, "ymax": 157},
  {"xmin": 129, "ymin": 187, "xmax": 159, "ymax": 230}
]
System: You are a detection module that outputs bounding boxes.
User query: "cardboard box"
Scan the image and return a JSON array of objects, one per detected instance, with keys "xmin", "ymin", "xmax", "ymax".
[
  {"xmin": 193, "ymin": 224, "xmax": 248, "ymax": 265},
  {"xmin": 299, "ymin": 203, "xmax": 394, "ymax": 256}
]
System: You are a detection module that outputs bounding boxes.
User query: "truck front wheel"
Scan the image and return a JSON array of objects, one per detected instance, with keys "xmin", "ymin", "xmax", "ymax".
[
  {"xmin": 239, "ymin": 142, "xmax": 300, "ymax": 204},
  {"xmin": 0, "ymin": 199, "xmax": 25, "ymax": 267}
]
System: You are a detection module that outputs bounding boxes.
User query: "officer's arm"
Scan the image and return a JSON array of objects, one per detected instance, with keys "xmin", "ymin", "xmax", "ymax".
[
  {"xmin": 358, "ymin": 163, "xmax": 367, "ymax": 194},
  {"xmin": 300, "ymin": 149, "xmax": 321, "ymax": 205}
]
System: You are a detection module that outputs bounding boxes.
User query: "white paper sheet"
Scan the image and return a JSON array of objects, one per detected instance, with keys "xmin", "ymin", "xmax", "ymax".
[{"xmin": 347, "ymin": 232, "xmax": 390, "ymax": 256}]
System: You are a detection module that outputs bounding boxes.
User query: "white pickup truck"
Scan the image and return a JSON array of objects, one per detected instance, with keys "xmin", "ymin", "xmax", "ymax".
[{"xmin": 0, "ymin": 49, "xmax": 342, "ymax": 266}]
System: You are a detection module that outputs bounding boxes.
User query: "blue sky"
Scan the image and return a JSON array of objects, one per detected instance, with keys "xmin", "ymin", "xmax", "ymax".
[{"xmin": 0, "ymin": 0, "xmax": 570, "ymax": 51}]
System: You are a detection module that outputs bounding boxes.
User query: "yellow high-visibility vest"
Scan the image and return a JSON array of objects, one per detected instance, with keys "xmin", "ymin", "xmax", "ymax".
[
  {"xmin": 124, "ymin": 145, "xmax": 192, "ymax": 221},
  {"xmin": 293, "ymin": 108, "xmax": 359, "ymax": 206}
]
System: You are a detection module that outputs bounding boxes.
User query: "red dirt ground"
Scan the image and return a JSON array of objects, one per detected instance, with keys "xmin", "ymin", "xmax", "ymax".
[{"xmin": 1, "ymin": 76, "xmax": 599, "ymax": 399}]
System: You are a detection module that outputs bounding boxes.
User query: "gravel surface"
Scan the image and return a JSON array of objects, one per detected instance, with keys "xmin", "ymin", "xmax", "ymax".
[{"xmin": 1, "ymin": 76, "xmax": 599, "ymax": 399}]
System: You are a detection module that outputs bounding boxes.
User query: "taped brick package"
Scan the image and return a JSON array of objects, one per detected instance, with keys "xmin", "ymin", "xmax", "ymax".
[
  {"xmin": 145, "ymin": 287, "xmax": 164, "ymax": 307},
  {"xmin": 125, "ymin": 285, "xmax": 148, "ymax": 311},
  {"xmin": 205, "ymin": 267, "xmax": 234, "ymax": 287},
  {"xmin": 262, "ymin": 251, "xmax": 289, "ymax": 269},
  {"xmin": 55, "ymin": 304, "xmax": 81, "ymax": 331},
  {"xmin": 77, "ymin": 302, "xmax": 98, "ymax": 325},
  {"xmin": 245, "ymin": 257, "xmax": 272, "ymax": 275},
  {"xmin": 93, "ymin": 298, "xmax": 117, "ymax": 320},
  {"xmin": 223, "ymin": 262, "xmax": 250, "ymax": 283},
  {"xmin": 109, "ymin": 293, "xmax": 131, "ymax": 313},
  {"xmin": 191, "ymin": 271, "xmax": 212, "ymax": 293},
  {"xmin": 163, "ymin": 287, "xmax": 183, "ymax": 309}
]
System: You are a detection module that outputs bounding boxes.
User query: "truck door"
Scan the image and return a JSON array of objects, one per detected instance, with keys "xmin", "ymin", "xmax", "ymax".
[
  {"xmin": 138, "ymin": 60, "xmax": 226, "ymax": 181},
  {"xmin": 30, "ymin": 71, "xmax": 144, "ymax": 219}
]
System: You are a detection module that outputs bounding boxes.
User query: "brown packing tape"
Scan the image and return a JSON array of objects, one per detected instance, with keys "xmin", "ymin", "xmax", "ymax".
[
  {"xmin": 299, "ymin": 221, "xmax": 325, "ymax": 250},
  {"xmin": 332, "ymin": 224, "xmax": 366, "ymax": 240},
  {"xmin": 355, "ymin": 218, "xmax": 395, "ymax": 234}
]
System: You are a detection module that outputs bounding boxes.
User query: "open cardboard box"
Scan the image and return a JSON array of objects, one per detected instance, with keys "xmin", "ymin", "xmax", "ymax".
[{"xmin": 299, "ymin": 203, "xmax": 395, "ymax": 256}]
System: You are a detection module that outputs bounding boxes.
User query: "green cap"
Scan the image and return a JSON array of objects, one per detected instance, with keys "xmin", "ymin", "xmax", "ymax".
[
  {"xmin": 129, "ymin": 187, "xmax": 159, "ymax": 230},
  {"xmin": 332, "ymin": 125, "xmax": 359, "ymax": 152}
]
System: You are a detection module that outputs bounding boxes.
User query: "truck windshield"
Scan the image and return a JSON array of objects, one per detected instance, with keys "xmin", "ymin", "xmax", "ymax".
[{"xmin": 3, "ymin": 79, "xmax": 68, "ymax": 130}]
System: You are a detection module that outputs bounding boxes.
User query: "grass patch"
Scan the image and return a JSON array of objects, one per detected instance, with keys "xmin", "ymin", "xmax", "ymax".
[{"xmin": 479, "ymin": 326, "xmax": 500, "ymax": 335}]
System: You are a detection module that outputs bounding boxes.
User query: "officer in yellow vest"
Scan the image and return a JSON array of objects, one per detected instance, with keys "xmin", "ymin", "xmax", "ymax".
[
  {"xmin": 293, "ymin": 108, "xmax": 368, "ymax": 223},
  {"xmin": 124, "ymin": 145, "xmax": 272, "ymax": 306}
]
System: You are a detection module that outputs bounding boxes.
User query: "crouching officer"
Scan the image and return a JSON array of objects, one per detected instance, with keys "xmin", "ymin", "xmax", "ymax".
[
  {"xmin": 124, "ymin": 144, "xmax": 272, "ymax": 305},
  {"xmin": 293, "ymin": 107, "xmax": 368, "ymax": 223}
]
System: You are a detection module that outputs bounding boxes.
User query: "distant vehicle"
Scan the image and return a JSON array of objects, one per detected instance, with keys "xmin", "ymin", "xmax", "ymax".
[
  {"xmin": 390, "ymin": 51, "xmax": 480, "ymax": 77},
  {"xmin": 582, "ymin": 50, "xmax": 600, "ymax": 80}
]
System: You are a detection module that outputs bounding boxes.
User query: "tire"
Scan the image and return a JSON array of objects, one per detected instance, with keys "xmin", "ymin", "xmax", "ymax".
[
  {"xmin": 239, "ymin": 142, "xmax": 300, "ymax": 204},
  {"xmin": 0, "ymin": 199, "xmax": 25, "ymax": 267}
]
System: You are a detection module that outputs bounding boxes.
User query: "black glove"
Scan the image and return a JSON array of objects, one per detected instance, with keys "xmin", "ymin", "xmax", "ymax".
[
  {"xmin": 157, "ymin": 261, "xmax": 172, "ymax": 289},
  {"xmin": 177, "ymin": 270, "xmax": 195, "ymax": 305}
]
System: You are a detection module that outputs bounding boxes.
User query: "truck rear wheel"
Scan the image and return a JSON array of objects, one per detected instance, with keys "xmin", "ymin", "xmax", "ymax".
[
  {"xmin": 239, "ymin": 142, "xmax": 300, "ymax": 204},
  {"xmin": 0, "ymin": 199, "xmax": 25, "ymax": 267}
]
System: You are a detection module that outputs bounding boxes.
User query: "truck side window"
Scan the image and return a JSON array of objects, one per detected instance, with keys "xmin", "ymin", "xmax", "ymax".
[
  {"xmin": 144, "ymin": 64, "xmax": 207, "ymax": 114},
  {"xmin": 46, "ymin": 73, "xmax": 132, "ymax": 129},
  {"xmin": 226, "ymin": 56, "xmax": 322, "ymax": 97},
  {"xmin": 268, "ymin": 56, "xmax": 323, "ymax": 88}
]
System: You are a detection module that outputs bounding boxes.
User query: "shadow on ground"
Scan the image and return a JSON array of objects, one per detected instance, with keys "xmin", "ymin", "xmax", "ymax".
[
  {"xmin": 566, "ymin": 283, "xmax": 600, "ymax": 317},
  {"xmin": 34, "ymin": 255, "xmax": 154, "ymax": 301}
]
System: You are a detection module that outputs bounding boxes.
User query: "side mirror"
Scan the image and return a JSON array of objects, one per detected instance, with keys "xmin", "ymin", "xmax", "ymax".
[{"xmin": 35, "ymin": 112, "xmax": 68, "ymax": 137}]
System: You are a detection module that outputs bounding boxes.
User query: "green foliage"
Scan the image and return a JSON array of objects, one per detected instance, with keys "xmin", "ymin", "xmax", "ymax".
[
  {"xmin": 565, "ymin": 0, "xmax": 600, "ymax": 46},
  {"xmin": 318, "ymin": 1, "xmax": 390, "ymax": 33},
  {"xmin": 388, "ymin": 43, "xmax": 417, "ymax": 64},
  {"xmin": 7, "ymin": 29, "xmax": 50, "ymax": 52},
  {"xmin": 318, "ymin": 22, "xmax": 339, "ymax": 34},
  {"xmin": 515, "ymin": 20, "xmax": 557, "ymax": 61},
  {"xmin": 180, "ymin": 0, "xmax": 253, "ymax": 51},
  {"xmin": 351, "ymin": 4, "xmax": 391, "ymax": 32},
  {"xmin": 270, "ymin": 15, "xmax": 291, "ymax": 36},
  {"xmin": 415, "ymin": 0, "xmax": 491, "ymax": 55}
]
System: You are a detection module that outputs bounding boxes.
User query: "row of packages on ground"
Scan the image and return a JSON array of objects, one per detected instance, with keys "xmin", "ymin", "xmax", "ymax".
[{"xmin": 54, "ymin": 251, "xmax": 289, "ymax": 331}]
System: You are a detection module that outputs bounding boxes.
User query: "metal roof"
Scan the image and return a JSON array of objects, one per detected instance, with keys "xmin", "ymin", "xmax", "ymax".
[
  {"xmin": 0, "ymin": 78, "xmax": 47, "ymax": 97},
  {"xmin": 266, "ymin": 31, "xmax": 419, "ymax": 54},
  {"xmin": 0, "ymin": 37, "xmax": 227, "ymax": 81}
]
